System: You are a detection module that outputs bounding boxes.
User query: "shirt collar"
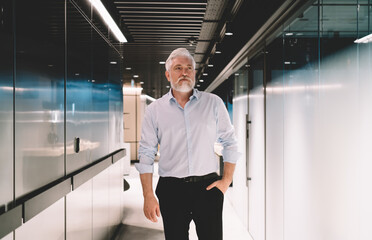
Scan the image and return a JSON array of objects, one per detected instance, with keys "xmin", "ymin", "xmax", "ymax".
[{"xmin": 167, "ymin": 88, "xmax": 200, "ymax": 102}]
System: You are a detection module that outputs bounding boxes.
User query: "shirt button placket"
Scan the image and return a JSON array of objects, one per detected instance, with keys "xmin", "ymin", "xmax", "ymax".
[{"xmin": 184, "ymin": 107, "xmax": 192, "ymax": 175}]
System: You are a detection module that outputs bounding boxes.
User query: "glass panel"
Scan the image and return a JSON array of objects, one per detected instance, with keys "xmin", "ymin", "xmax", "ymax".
[
  {"xmin": 15, "ymin": 0, "xmax": 65, "ymax": 198},
  {"xmin": 0, "ymin": 0, "xmax": 14, "ymax": 207},
  {"xmin": 317, "ymin": 1, "xmax": 360, "ymax": 237},
  {"xmin": 66, "ymin": 1, "xmax": 93, "ymax": 174},
  {"xmin": 266, "ymin": 37, "xmax": 284, "ymax": 240},
  {"xmin": 91, "ymin": 30, "xmax": 109, "ymax": 160},
  {"xmin": 108, "ymin": 47, "xmax": 123, "ymax": 152},
  {"xmin": 231, "ymin": 65, "xmax": 249, "ymax": 227},
  {"xmin": 282, "ymin": 2, "xmax": 321, "ymax": 239},
  {"xmin": 358, "ymin": 3, "xmax": 372, "ymax": 238},
  {"xmin": 247, "ymin": 54, "xmax": 265, "ymax": 239}
]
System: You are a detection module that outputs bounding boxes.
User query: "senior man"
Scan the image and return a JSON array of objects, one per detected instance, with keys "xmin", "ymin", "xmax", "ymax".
[{"xmin": 136, "ymin": 48, "xmax": 239, "ymax": 240}]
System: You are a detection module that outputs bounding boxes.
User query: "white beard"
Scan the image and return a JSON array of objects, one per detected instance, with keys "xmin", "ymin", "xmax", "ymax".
[{"xmin": 170, "ymin": 76, "xmax": 195, "ymax": 93}]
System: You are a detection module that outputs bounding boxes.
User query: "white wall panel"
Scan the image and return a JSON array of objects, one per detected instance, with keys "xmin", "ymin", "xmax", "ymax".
[
  {"xmin": 92, "ymin": 168, "xmax": 110, "ymax": 240},
  {"xmin": 66, "ymin": 179, "xmax": 93, "ymax": 240},
  {"xmin": 16, "ymin": 199, "xmax": 64, "ymax": 240}
]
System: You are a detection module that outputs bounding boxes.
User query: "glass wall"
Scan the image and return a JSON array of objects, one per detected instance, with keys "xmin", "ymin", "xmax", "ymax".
[
  {"xmin": 0, "ymin": 0, "xmax": 14, "ymax": 209},
  {"xmin": 231, "ymin": 0, "xmax": 372, "ymax": 239},
  {"xmin": 0, "ymin": 0, "xmax": 125, "ymax": 238},
  {"xmin": 14, "ymin": 0, "xmax": 65, "ymax": 199},
  {"xmin": 231, "ymin": 65, "xmax": 249, "ymax": 227},
  {"xmin": 247, "ymin": 54, "xmax": 265, "ymax": 240}
]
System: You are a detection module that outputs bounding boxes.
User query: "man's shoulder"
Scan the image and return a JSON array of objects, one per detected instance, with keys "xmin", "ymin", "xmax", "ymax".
[
  {"xmin": 147, "ymin": 92, "xmax": 169, "ymax": 109},
  {"xmin": 198, "ymin": 91, "xmax": 221, "ymax": 102}
]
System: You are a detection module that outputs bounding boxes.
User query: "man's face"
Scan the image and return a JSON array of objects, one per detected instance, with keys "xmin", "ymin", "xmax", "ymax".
[{"xmin": 165, "ymin": 56, "xmax": 195, "ymax": 93}]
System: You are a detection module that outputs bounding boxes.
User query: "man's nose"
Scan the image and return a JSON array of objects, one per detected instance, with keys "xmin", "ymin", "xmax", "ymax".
[{"xmin": 182, "ymin": 68, "xmax": 188, "ymax": 75}]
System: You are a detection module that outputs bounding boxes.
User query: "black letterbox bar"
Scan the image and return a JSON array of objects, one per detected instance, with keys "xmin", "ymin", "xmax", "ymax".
[
  {"xmin": 23, "ymin": 178, "xmax": 71, "ymax": 223},
  {"xmin": 0, "ymin": 205, "xmax": 22, "ymax": 239}
]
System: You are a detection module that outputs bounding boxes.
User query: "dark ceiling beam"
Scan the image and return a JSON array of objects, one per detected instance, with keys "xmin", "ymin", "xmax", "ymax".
[{"xmin": 196, "ymin": 0, "xmax": 243, "ymax": 80}]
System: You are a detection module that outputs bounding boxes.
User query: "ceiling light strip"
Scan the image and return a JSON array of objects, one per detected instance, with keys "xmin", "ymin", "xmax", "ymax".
[
  {"xmin": 89, "ymin": 0, "xmax": 127, "ymax": 42},
  {"xmin": 354, "ymin": 33, "xmax": 372, "ymax": 43},
  {"xmin": 121, "ymin": 15, "xmax": 204, "ymax": 19},
  {"xmin": 127, "ymin": 26, "xmax": 201, "ymax": 29},
  {"xmin": 120, "ymin": 11, "xmax": 205, "ymax": 15},
  {"xmin": 131, "ymin": 30, "xmax": 200, "ymax": 33},
  {"xmin": 114, "ymin": 1, "xmax": 207, "ymax": 5},
  {"xmin": 122, "ymin": 19, "xmax": 203, "ymax": 22},
  {"xmin": 117, "ymin": 6, "xmax": 206, "ymax": 10},
  {"xmin": 126, "ymin": 22, "xmax": 202, "ymax": 26}
]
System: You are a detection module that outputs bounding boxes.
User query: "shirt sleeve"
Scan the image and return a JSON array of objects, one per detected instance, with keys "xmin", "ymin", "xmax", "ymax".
[
  {"xmin": 135, "ymin": 104, "xmax": 159, "ymax": 174},
  {"xmin": 216, "ymin": 97, "xmax": 241, "ymax": 164}
]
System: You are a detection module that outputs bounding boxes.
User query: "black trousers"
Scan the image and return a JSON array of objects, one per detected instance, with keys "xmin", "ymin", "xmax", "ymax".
[{"xmin": 155, "ymin": 173, "xmax": 224, "ymax": 240}]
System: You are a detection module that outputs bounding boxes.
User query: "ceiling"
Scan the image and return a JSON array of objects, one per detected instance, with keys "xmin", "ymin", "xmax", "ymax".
[{"xmin": 108, "ymin": 0, "xmax": 244, "ymax": 98}]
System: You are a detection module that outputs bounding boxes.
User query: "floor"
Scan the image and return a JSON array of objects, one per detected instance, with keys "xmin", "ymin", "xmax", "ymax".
[{"xmin": 116, "ymin": 163, "xmax": 251, "ymax": 240}]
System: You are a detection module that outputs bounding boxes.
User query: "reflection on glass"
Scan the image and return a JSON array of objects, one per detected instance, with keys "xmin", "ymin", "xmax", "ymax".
[
  {"xmin": 263, "ymin": 0, "xmax": 372, "ymax": 239},
  {"xmin": 14, "ymin": 0, "xmax": 65, "ymax": 198},
  {"xmin": 0, "ymin": 0, "xmax": 14, "ymax": 207},
  {"xmin": 247, "ymin": 55, "xmax": 265, "ymax": 239}
]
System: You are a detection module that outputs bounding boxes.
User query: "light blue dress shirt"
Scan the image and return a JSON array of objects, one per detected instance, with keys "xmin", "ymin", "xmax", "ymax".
[{"xmin": 135, "ymin": 89, "xmax": 239, "ymax": 178}]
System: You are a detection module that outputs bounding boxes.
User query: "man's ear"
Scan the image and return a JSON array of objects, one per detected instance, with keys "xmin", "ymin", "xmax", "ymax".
[{"xmin": 165, "ymin": 71, "xmax": 170, "ymax": 82}]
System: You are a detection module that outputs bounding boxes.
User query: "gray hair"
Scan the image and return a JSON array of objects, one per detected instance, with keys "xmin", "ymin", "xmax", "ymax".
[{"xmin": 165, "ymin": 48, "xmax": 196, "ymax": 71}]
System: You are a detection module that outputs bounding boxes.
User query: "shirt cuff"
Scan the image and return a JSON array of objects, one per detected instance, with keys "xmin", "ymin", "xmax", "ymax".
[
  {"xmin": 135, "ymin": 154, "xmax": 155, "ymax": 174},
  {"xmin": 135, "ymin": 162, "xmax": 154, "ymax": 174},
  {"xmin": 222, "ymin": 149, "xmax": 241, "ymax": 164}
]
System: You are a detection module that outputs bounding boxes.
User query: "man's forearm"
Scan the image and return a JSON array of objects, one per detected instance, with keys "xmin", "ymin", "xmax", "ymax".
[
  {"xmin": 140, "ymin": 173, "xmax": 155, "ymax": 197},
  {"xmin": 222, "ymin": 162, "xmax": 236, "ymax": 184}
]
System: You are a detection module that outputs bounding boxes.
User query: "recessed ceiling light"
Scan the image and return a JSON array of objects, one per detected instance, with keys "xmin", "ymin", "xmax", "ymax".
[
  {"xmin": 125, "ymin": 67, "xmax": 132, "ymax": 70},
  {"xmin": 199, "ymin": 79, "xmax": 204, "ymax": 82},
  {"xmin": 110, "ymin": 61, "xmax": 117, "ymax": 65},
  {"xmin": 140, "ymin": 82, "xmax": 144, "ymax": 84},
  {"xmin": 208, "ymin": 64, "xmax": 213, "ymax": 67},
  {"xmin": 203, "ymin": 73, "xmax": 208, "ymax": 76},
  {"xmin": 159, "ymin": 61, "xmax": 166, "ymax": 64},
  {"xmin": 133, "ymin": 75, "xmax": 139, "ymax": 78}
]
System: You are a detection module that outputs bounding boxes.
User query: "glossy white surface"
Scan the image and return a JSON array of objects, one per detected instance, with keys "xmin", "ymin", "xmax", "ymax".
[
  {"xmin": 232, "ymin": 71, "xmax": 249, "ymax": 228},
  {"xmin": 66, "ymin": 179, "xmax": 93, "ymax": 240},
  {"xmin": 266, "ymin": 73, "xmax": 284, "ymax": 240},
  {"xmin": 15, "ymin": 199, "xmax": 64, "ymax": 240},
  {"xmin": 247, "ymin": 69, "xmax": 265, "ymax": 240}
]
